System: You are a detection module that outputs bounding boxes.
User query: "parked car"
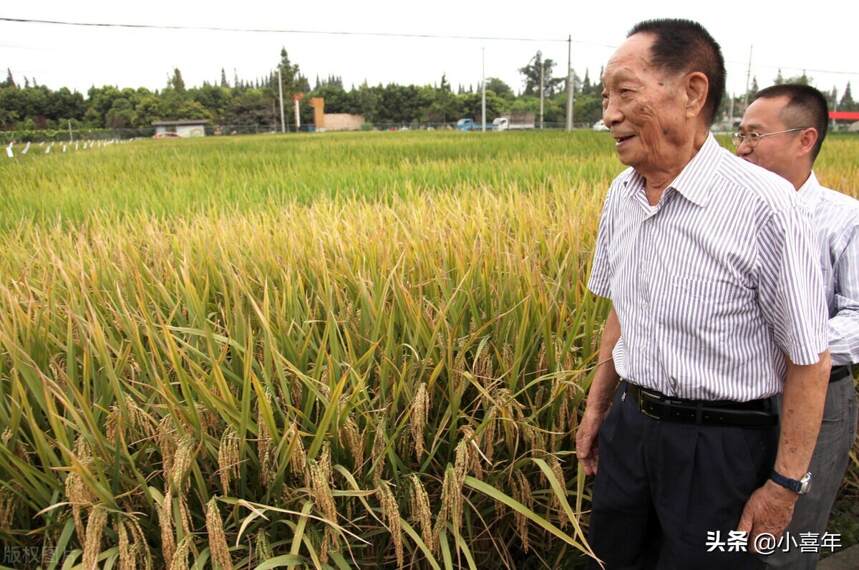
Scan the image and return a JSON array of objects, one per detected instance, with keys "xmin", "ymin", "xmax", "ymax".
[
  {"xmin": 492, "ymin": 116, "xmax": 536, "ymax": 131},
  {"xmin": 456, "ymin": 118, "xmax": 495, "ymax": 131}
]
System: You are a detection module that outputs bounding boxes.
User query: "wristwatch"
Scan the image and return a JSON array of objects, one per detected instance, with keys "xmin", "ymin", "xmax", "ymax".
[{"xmin": 770, "ymin": 470, "xmax": 812, "ymax": 495}]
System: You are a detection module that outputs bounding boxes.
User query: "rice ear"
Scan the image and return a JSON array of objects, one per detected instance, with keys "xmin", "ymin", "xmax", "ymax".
[{"xmin": 206, "ymin": 497, "xmax": 233, "ymax": 570}]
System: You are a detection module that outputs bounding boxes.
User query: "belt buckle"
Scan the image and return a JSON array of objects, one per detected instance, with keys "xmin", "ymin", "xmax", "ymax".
[{"xmin": 637, "ymin": 388, "xmax": 663, "ymax": 420}]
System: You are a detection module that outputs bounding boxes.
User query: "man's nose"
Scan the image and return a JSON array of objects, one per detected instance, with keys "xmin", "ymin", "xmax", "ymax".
[
  {"xmin": 735, "ymin": 139, "xmax": 752, "ymax": 156},
  {"xmin": 603, "ymin": 98, "xmax": 623, "ymax": 127}
]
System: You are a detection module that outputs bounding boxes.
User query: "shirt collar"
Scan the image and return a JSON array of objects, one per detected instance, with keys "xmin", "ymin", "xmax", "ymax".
[
  {"xmin": 621, "ymin": 133, "xmax": 721, "ymax": 208},
  {"xmin": 796, "ymin": 171, "xmax": 823, "ymax": 210}
]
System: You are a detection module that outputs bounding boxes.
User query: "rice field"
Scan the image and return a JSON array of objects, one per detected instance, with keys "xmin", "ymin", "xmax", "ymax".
[{"xmin": 0, "ymin": 131, "xmax": 856, "ymax": 569}]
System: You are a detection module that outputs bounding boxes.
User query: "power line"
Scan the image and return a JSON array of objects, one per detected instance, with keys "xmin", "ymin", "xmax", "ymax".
[
  {"xmin": 724, "ymin": 59, "xmax": 858, "ymax": 77},
  {"xmin": 2, "ymin": 16, "xmax": 856, "ymax": 78},
  {"xmin": 0, "ymin": 16, "xmax": 569, "ymax": 43}
]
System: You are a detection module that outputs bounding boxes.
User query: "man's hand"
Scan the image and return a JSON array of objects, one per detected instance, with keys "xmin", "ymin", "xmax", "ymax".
[
  {"xmin": 736, "ymin": 480, "xmax": 798, "ymax": 551},
  {"xmin": 576, "ymin": 306, "xmax": 622, "ymax": 477},
  {"xmin": 576, "ymin": 409, "xmax": 607, "ymax": 476}
]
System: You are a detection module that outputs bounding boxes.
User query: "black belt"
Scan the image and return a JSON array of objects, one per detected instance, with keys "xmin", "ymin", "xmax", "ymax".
[
  {"xmin": 624, "ymin": 382, "xmax": 778, "ymax": 428},
  {"xmin": 830, "ymin": 365, "xmax": 852, "ymax": 383}
]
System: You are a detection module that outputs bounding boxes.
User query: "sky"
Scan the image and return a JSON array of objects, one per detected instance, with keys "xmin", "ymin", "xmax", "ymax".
[{"xmin": 1, "ymin": 1, "xmax": 858, "ymax": 100}]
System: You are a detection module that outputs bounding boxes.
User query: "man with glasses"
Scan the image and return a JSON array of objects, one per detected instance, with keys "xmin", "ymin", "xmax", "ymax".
[
  {"xmin": 577, "ymin": 18, "xmax": 831, "ymax": 569},
  {"xmin": 736, "ymin": 84, "xmax": 858, "ymax": 569}
]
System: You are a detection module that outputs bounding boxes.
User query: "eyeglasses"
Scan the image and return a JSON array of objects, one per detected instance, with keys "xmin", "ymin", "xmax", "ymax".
[{"xmin": 731, "ymin": 127, "xmax": 808, "ymax": 148}]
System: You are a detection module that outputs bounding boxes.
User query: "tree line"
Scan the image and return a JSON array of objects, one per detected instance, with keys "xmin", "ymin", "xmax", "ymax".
[{"xmin": 1, "ymin": 49, "xmax": 855, "ymax": 135}]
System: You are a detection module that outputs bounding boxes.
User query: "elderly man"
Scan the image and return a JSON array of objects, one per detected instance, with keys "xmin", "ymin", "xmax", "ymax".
[
  {"xmin": 575, "ymin": 19, "xmax": 831, "ymax": 569},
  {"xmin": 736, "ymin": 84, "xmax": 859, "ymax": 569}
]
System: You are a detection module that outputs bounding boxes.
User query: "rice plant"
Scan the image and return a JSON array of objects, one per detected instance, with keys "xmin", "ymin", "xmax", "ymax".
[{"xmin": 0, "ymin": 131, "xmax": 856, "ymax": 569}]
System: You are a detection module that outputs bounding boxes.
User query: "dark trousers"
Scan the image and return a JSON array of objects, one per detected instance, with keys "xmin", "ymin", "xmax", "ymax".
[{"xmin": 588, "ymin": 382, "xmax": 778, "ymax": 569}]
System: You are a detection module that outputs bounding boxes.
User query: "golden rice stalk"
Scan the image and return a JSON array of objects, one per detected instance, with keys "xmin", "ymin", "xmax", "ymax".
[
  {"xmin": 493, "ymin": 388, "xmax": 522, "ymax": 452},
  {"xmin": 511, "ymin": 471, "xmax": 532, "ymax": 553},
  {"xmin": 320, "ymin": 531, "xmax": 331, "ymax": 566},
  {"xmin": 289, "ymin": 372, "xmax": 303, "ymax": 410},
  {"xmin": 459, "ymin": 425, "xmax": 483, "ymax": 478},
  {"xmin": 178, "ymin": 495, "xmax": 192, "ymax": 539},
  {"xmin": 482, "ymin": 405, "xmax": 498, "ymax": 463},
  {"xmin": 117, "ymin": 519, "xmax": 137, "ymax": 570},
  {"xmin": 157, "ymin": 488, "xmax": 176, "ymax": 564},
  {"xmin": 339, "ymin": 415, "xmax": 364, "ymax": 469},
  {"xmin": 258, "ymin": 392, "xmax": 274, "ymax": 487},
  {"xmin": 410, "ymin": 383, "xmax": 429, "ymax": 461},
  {"xmin": 170, "ymin": 436, "xmax": 196, "ymax": 491},
  {"xmin": 318, "ymin": 441, "xmax": 332, "ymax": 484},
  {"xmin": 473, "ymin": 351, "xmax": 494, "ymax": 386},
  {"xmin": 82, "ymin": 506, "xmax": 108, "ymax": 570},
  {"xmin": 433, "ymin": 465, "xmax": 461, "ymax": 541},
  {"xmin": 0, "ymin": 486, "xmax": 17, "ymax": 531},
  {"xmin": 453, "ymin": 438, "xmax": 469, "ymax": 490},
  {"xmin": 198, "ymin": 404, "xmax": 221, "ymax": 438},
  {"xmin": 409, "ymin": 474, "xmax": 434, "ymax": 553},
  {"xmin": 549, "ymin": 457, "xmax": 569, "ymax": 529},
  {"xmin": 309, "ymin": 457, "xmax": 338, "ymax": 550},
  {"xmin": 127, "ymin": 396, "xmax": 158, "ymax": 441},
  {"xmin": 65, "ymin": 438, "xmax": 95, "ymax": 543},
  {"xmin": 106, "ymin": 405, "xmax": 122, "ymax": 443},
  {"xmin": 169, "ymin": 534, "xmax": 192, "ymax": 570},
  {"xmin": 206, "ymin": 497, "xmax": 233, "ymax": 570},
  {"xmin": 218, "ymin": 427, "xmax": 240, "ymax": 495},
  {"xmin": 285, "ymin": 422, "xmax": 307, "ymax": 481},
  {"xmin": 534, "ymin": 385, "xmax": 546, "ymax": 411},
  {"xmin": 128, "ymin": 517, "xmax": 153, "ymax": 570},
  {"xmin": 254, "ymin": 530, "xmax": 273, "ymax": 564},
  {"xmin": 371, "ymin": 417, "xmax": 387, "ymax": 483},
  {"xmin": 157, "ymin": 417, "xmax": 178, "ymax": 479},
  {"xmin": 377, "ymin": 480, "xmax": 404, "ymax": 568}
]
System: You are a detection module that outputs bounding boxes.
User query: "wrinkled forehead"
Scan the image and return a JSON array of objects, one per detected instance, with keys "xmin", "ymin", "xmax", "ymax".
[{"xmin": 603, "ymin": 34, "xmax": 660, "ymax": 83}]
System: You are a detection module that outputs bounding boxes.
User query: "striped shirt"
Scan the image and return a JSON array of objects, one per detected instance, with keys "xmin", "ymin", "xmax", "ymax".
[
  {"xmin": 587, "ymin": 134, "xmax": 828, "ymax": 401},
  {"xmin": 797, "ymin": 172, "xmax": 859, "ymax": 366}
]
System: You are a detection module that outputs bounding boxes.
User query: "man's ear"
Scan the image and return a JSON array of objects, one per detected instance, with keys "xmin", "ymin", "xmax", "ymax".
[
  {"xmin": 797, "ymin": 127, "xmax": 819, "ymax": 159},
  {"xmin": 685, "ymin": 71, "xmax": 709, "ymax": 119}
]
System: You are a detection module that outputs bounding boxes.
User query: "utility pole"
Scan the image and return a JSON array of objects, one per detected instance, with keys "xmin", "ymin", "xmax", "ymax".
[
  {"xmin": 742, "ymin": 44, "xmax": 753, "ymax": 110},
  {"xmin": 277, "ymin": 66, "xmax": 286, "ymax": 133},
  {"xmin": 566, "ymin": 35, "xmax": 574, "ymax": 131},
  {"xmin": 832, "ymin": 86, "xmax": 838, "ymax": 131},
  {"xmin": 728, "ymin": 94, "xmax": 735, "ymax": 125},
  {"xmin": 538, "ymin": 50, "xmax": 544, "ymax": 129},
  {"xmin": 481, "ymin": 47, "xmax": 486, "ymax": 132}
]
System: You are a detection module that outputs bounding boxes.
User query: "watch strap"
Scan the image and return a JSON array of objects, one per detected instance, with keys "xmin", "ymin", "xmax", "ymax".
[{"xmin": 770, "ymin": 470, "xmax": 807, "ymax": 494}]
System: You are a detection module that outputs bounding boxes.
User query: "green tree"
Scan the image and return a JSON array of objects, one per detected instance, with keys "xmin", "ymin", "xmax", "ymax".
[
  {"xmin": 774, "ymin": 69, "xmax": 784, "ymax": 85},
  {"xmin": 105, "ymin": 98, "xmax": 136, "ymax": 128},
  {"xmin": 518, "ymin": 53, "xmax": 565, "ymax": 97},
  {"xmin": 277, "ymin": 48, "xmax": 310, "ymax": 97},
  {"xmin": 485, "ymin": 77, "xmax": 513, "ymax": 99},
  {"xmin": 841, "ymin": 82, "xmax": 855, "ymax": 111},
  {"xmin": 170, "ymin": 68, "xmax": 186, "ymax": 93}
]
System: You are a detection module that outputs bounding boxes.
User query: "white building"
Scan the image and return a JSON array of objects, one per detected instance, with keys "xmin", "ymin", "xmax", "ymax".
[{"xmin": 152, "ymin": 120, "xmax": 209, "ymax": 138}]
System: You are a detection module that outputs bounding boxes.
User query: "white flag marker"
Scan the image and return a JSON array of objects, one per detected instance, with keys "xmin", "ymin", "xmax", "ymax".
[
  {"xmin": 5, "ymin": 144, "xmax": 13, "ymax": 158},
  {"xmin": 22, "ymin": 142, "xmax": 30, "ymax": 154}
]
